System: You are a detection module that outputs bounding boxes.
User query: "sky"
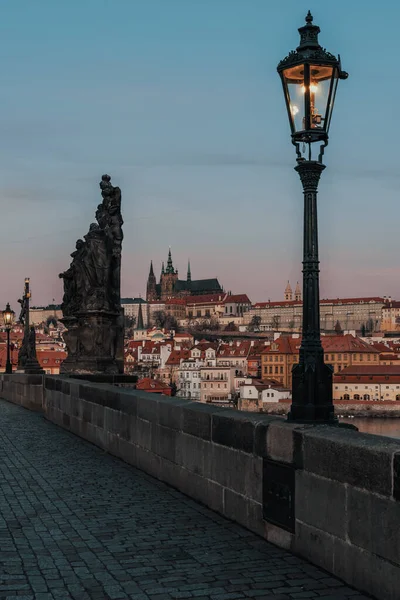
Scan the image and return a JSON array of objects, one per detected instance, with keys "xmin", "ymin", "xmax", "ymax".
[{"xmin": 1, "ymin": 0, "xmax": 400, "ymax": 309}]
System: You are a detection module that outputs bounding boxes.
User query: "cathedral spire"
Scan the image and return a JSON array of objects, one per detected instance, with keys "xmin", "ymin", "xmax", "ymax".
[
  {"xmin": 187, "ymin": 260, "xmax": 191, "ymax": 283},
  {"xmin": 295, "ymin": 281, "xmax": 302, "ymax": 302},
  {"xmin": 137, "ymin": 302, "xmax": 144, "ymax": 330},
  {"xmin": 146, "ymin": 260, "xmax": 157, "ymax": 302},
  {"xmin": 166, "ymin": 247, "xmax": 175, "ymax": 274},
  {"xmin": 161, "ymin": 261, "xmax": 165, "ymax": 275}
]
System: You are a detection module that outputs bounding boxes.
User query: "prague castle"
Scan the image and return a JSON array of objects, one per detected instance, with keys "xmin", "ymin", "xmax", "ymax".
[{"xmin": 146, "ymin": 249, "xmax": 223, "ymax": 302}]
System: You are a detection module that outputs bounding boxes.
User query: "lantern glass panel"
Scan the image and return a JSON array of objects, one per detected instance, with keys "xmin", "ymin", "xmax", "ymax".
[
  {"xmin": 308, "ymin": 64, "xmax": 334, "ymax": 131},
  {"xmin": 282, "ymin": 65, "xmax": 305, "ymax": 133}
]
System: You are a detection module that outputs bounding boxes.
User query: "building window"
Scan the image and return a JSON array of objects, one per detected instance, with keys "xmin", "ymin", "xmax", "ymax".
[
  {"xmin": 197, "ymin": 310, "xmax": 201, "ymax": 317},
  {"xmin": 280, "ymin": 366, "xmax": 283, "ymax": 374}
]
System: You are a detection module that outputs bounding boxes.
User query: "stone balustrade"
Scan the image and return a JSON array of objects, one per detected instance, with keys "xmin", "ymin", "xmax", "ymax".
[{"xmin": 1, "ymin": 373, "xmax": 399, "ymax": 600}]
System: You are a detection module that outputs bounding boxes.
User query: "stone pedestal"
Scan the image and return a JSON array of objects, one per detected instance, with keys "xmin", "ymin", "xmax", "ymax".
[{"xmin": 60, "ymin": 311, "xmax": 123, "ymax": 375}]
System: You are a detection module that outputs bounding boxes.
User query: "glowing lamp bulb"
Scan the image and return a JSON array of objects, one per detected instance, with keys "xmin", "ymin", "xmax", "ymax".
[
  {"xmin": 291, "ymin": 105, "xmax": 299, "ymax": 116},
  {"xmin": 301, "ymin": 84, "xmax": 318, "ymax": 94}
]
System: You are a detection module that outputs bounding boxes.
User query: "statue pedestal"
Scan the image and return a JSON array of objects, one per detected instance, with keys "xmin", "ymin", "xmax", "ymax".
[{"xmin": 60, "ymin": 310, "xmax": 124, "ymax": 375}]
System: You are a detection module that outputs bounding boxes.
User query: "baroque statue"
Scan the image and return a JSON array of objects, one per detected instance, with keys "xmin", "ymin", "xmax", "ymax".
[{"xmin": 59, "ymin": 175, "xmax": 124, "ymax": 374}]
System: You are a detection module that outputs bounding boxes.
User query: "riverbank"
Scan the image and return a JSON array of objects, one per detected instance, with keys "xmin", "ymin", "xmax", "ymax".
[{"xmin": 261, "ymin": 399, "xmax": 400, "ymax": 418}]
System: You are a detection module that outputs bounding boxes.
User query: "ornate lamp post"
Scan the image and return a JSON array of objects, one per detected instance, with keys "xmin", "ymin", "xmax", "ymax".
[
  {"xmin": 3, "ymin": 303, "xmax": 15, "ymax": 374},
  {"xmin": 277, "ymin": 12, "xmax": 348, "ymax": 423}
]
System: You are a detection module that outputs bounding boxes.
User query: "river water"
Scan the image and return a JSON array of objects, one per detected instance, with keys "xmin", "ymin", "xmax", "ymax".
[{"xmin": 339, "ymin": 417, "xmax": 400, "ymax": 440}]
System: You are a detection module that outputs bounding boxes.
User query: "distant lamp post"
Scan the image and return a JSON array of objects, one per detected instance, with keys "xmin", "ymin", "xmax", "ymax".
[
  {"xmin": 3, "ymin": 303, "xmax": 15, "ymax": 374},
  {"xmin": 277, "ymin": 12, "xmax": 348, "ymax": 423}
]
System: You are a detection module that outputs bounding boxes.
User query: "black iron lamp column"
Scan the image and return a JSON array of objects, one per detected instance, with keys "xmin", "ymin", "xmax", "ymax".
[
  {"xmin": 277, "ymin": 12, "xmax": 348, "ymax": 423},
  {"xmin": 3, "ymin": 303, "xmax": 15, "ymax": 374}
]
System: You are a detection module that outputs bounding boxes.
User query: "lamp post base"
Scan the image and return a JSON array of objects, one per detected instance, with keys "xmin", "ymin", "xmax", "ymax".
[{"xmin": 288, "ymin": 359, "xmax": 337, "ymax": 424}]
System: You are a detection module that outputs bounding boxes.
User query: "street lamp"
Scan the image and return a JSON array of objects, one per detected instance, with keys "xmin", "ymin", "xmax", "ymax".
[
  {"xmin": 3, "ymin": 302, "xmax": 15, "ymax": 374},
  {"xmin": 277, "ymin": 12, "xmax": 348, "ymax": 423}
]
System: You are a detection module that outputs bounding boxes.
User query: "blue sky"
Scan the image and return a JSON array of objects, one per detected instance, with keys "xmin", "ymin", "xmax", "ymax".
[{"xmin": 1, "ymin": 0, "xmax": 399, "ymax": 308}]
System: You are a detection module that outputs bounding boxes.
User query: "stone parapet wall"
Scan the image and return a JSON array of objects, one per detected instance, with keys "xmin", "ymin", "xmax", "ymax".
[
  {"xmin": 0, "ymin": 374, "xmax": 44, "ymax": 411},
  {"xmin": 1, "ymin": 374, "xmax": 400, "ymax": 600}
]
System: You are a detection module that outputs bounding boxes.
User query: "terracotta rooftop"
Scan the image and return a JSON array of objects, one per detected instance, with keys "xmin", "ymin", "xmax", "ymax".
[
  {"xmin": 262, "ymin": 335, "xmax": 379, "ymax": 355},
  {"xmin": 165, "ymin": 349, "xmax": 191, "ymax": 366},
  {"xmin": 224, "ymin": 294, "xmax": 251, "ymax": 304},
  {"xmin": 254, "ymin": 297, "xmax": 385, "ymax": 308}
]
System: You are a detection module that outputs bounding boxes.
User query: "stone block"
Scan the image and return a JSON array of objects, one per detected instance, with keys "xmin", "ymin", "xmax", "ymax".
[
  {"xmin": 92, "ymin": 403, "xmax": 105, "ymax": 429},
  {"xmin": 60, "ymin": 379, "xmax": 71, "ymax": 395},
  {"xmin": 160, "ymin": 459, "xmax": 224, "ymax": 514},
  {"xmin": 103, "ymin": 407, "xmax": 114, "ymax": 432},
  {"xmin": 118, "ymin": 393, "xmax": 137, "ymax": 416},
  {"xmin": 136, "ymin": 417, "xmax": 152, "ymax": 450},
  {"xmin": 210, "ymin": 444, "xmax": 262, "ymax": 502},
  {"xmin": 254, "ymin": 422, "xmax": 270, "ymax": 457},
  {"xmin": 45, "ymin": 376, "xmax": 56, "ymax": 391},
  {"xmin": 347, "ymin": 487, "xmax": 400, "ymax": 565},
  {"xmin": 301, "ymin": 426, "xmax": 400, "ymax": 496},
  {"xmin": 116, "ymin": 439, "xmax": 137, "ymax": 466},
  {"xmin": 212, "ymin": 413, "xmax": 255, "ymax": 453},
  {"xmin": 157, "ymin": 398, "xmax": 185, "ymax": 430},
  {"xmin": 296, "ymin": 471, "xmax": 346, "ymax": 539},
  {"xmin": 181, "ymin": 402, "xmax": 212, "ymax": 440},
  {"xmin": 265, "ymin": 521, "xmax": 293, "ymax": 550},
  {"xmin": 394, "ymin": 452, "xmax": 400, "ymax": 502},
  {"xmin": 151, "ymin": 424, "xmax": 177, "ymax": 462},
  {"xmin": 332, "ymin": 534, "xmax": 400, "ymax": 600},
  {"xmin": 223, "ymin": 489, "xmax": 264, "ymax": 537},
  {"xmin": 175, "ymin": 432, "xmax": 211, "ymax": 476},
  {"xmin": 293, "ymin": 521, "xmax": 334, "ymax": 575},
  {"xmin": 136, "ymin": 393, "xmax": 159, "ymax": 422},
  {"xmin": 62, "ymin": 413, "xmax": 71, "ymax": 429},
  {"xmin": 82, "ymin": 400, "xmax": 93, "ymax": 424},
  {"xmin": 119, "ymin": 414, "xmax": 132, "ymax": 441}
]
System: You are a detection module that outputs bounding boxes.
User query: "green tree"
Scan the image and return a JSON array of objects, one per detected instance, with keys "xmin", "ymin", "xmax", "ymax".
[
  {"xmin": 366, "ymin": 318, "xmax": 374, "ymax": 334},
  {"xmin": 271, "ymin": 315, "xmax": 280, "ymax": 331},
  {"xmin": 152, "ymin": 310, "xmax": 167, "ymax": 328},
  {"xmin": 248, "ymin": 315, "xmax": 261, "ymax": 332},
  {"xmin": 124, "ymin": 315, "xmax": 136, "ymax": 337}
]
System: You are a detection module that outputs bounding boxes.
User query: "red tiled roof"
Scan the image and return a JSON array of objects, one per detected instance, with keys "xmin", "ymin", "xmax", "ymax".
[
  {"xmin": 224, "ymin": 294, "xmax": 251, "ymax": 304},
  {"xmin": 370, "ymin": 342, "xmax": 392, "ymax": 352},
  {"xmin": 254, "ymin": 297, "xmax": 385, "ymax": 308},
  {"xmin": 335, "ymin": 365, "xmax": 400, "ymax": 376},
  {"xmin": 186, "ymin": 294, "xmax": 227, "ymax": 306},
  {"xmin": 217, "ymin": 341, "xmax": 252, "ymax": 358},
  {"xmin": 36, "ymin": 350, "xmax": 67, "ymax": 368},
  {"xmin": 261, "ymin": 335, "xmax": 379, "ymax": 355},
  {"xmin": 165, "ymin": 298, "xmax": 188, "ymax": 306},
  {"xmin": 165, "ymin": 349, "xmax": 191, "ymax": 366},
  {"xmin": 137, "ymin": 378, "xmax": 171, "ymax": 391}
]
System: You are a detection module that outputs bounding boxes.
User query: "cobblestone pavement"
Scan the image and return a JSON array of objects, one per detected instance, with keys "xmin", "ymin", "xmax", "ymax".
[{"xmin": 0, "ymin": 399, "xmax": 371, "ymax": 600}]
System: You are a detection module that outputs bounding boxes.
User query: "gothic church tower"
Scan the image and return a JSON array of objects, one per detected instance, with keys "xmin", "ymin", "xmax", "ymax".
[{"xmin": 146, "ymin": 261, "xmax": 157, "ymax": 302}]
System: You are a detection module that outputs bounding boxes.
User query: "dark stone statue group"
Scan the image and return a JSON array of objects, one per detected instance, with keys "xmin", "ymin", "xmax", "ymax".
[{"xmin": 59, "ymin": 175, "xmax": 123, "ymax": 316}]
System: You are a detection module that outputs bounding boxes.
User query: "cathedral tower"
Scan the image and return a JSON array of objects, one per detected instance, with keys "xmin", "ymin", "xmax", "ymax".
[
  {"xmin": 294, "ymin": 281, "xmax": 302, "ymax": 302},
  {"xmin": 146, "ymin": 261, "xmax": 157, "ymax": 302},
  {"xmin": 284, "ymin": 281, "xmax": 293, "ymax": 301},
  {"xmin": 160, "ymin": 248, "xmax": 178, "ymax": 300}
]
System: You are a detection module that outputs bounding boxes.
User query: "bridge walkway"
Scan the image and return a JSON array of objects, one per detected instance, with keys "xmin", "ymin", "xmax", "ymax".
[{"xmin": 0, "ymin": 399, "xmax": 370, "ymax": 600}]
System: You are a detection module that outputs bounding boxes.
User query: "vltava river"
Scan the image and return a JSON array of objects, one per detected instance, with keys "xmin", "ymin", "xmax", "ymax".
[{"xmin": 340, "ymin": 418, "xmax": 400, "ymax": 440}]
